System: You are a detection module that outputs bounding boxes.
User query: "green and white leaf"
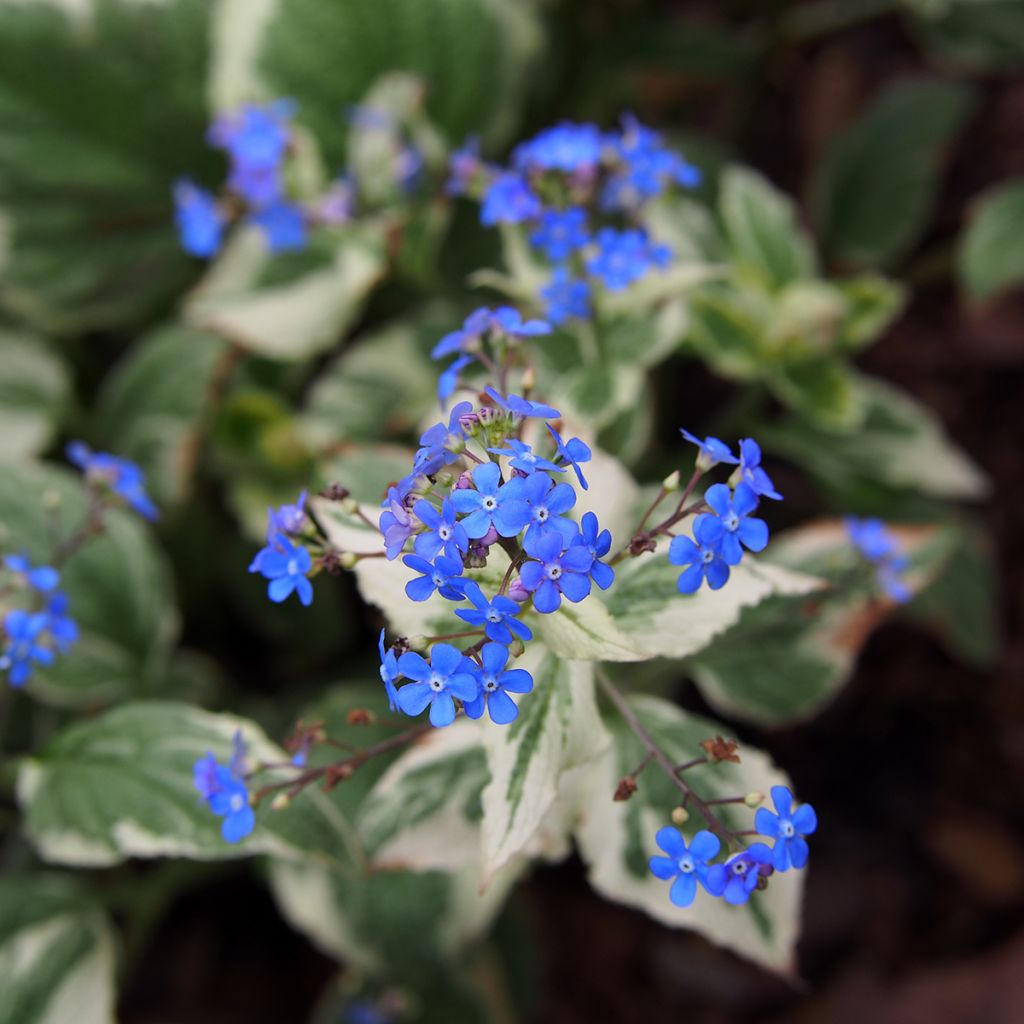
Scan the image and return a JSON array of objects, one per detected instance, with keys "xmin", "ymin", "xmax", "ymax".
[
  {"xmin": 958, "ymin": 178, "xmax": 1024, "ymax": 300},
  {"xmin": 17, "ymin": 702, "xmax": 362, "ymax": 869},
  {"xmin": 0, "ymin": 874, "xmax": 116, "ymax": 1024},
  {"xmin": 574, "ymin": 695, "xmax": 803, "ymax": 974},
  {"xmin": 0, "ymin": 331, "xmax": 70, "ymax": 461}
]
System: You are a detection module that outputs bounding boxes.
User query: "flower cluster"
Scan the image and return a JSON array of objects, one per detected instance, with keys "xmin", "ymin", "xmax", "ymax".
[
  {"xmin": 448, "ymin": 115, "xmax": 700, "ymax": 324},
  {"xmin": 847, "ymin": 516, "xmax": 911, "ymax": 603},
  {"xmin": 193, "ymin": 730, "xmax": 255, "ymax": 843},
  {"xmin": 649, "ymin": 786, "xmax": 817, "ymax": 908},
  {"xmin": 0, "ymin": 555, "xmax": 78, "ymax": 687}
]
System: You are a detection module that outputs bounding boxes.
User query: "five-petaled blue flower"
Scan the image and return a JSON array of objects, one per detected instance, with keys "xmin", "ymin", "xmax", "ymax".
[
  {"xmin": 208, "ymin": 100, "xmax": 294, "ymax": 208},
  {"xmin": 173, "ymin": 180, "xmax": 224, "ymax": 258},
  {"xmin": 488, "ymin": 438, "xmax": 562, "ymax": 476},
  {"xmin": 193, "ymin": 749, "xmax": 255, "ymax": 843},
  {"xmin": 249, "ymin": 534, "xmax": 314, "ymax": 606},
  {"xmin": 694, "ymin": 483, "xmax": 769, "ymax": 566},
  {"xmin": 267, "ymin": 491, "xmax": 308, "ymax": 539},
  {"xmin": 455, "ymin": 580, "xmax": 532, "ymax": 645},
  {"xmin": 511, "ymin": 472, "xmax": 578, "ymax": 548},
  {"xmin": 648, "ymin": 828, "xmax": 725, "ymax": 907},
  {"xmin": 736, "ymin": 439, "xmax": 782, "ymax": 501},
  {"xmin": 846, "ymin": 517, "xmax": 911, "ymax": 603},
  {"xmin": 530, "ymin": 207, "xmax": 590, "ymax": 262},
  {"xmin": 250, "ymin": 202, "xmax": 307, "ymax": 252},
  {"xmin": 481, "ymin": 173, "xmax": 542, "ymax": 226},
  {"xmin": 449, "ymin": 462, "xmax": 531, "ymax": 539},
  {"xmin": 572, "ymin": 511, "xmax": 614, "ymax": 589},
  {"xmin": 1, "ymin": 610, "xmax": 54, "ymax": 687},
  {"xmin": 547, "ymin": 426, "xmax": 592, "ymax": 489},
  {"xmin": 541, "ymin": 268, "xmax": 591, "ymax": 325},
  {"xmin": 755, "ymin": 785, "xmax": 817, "ymax": 872},
  {"xmin": 680, "ymin": 429, "xmax": 738, "ymax": 471},
  {"xmin": 519, "ymin": 531, "xmax": 593, "ymax": 613},
  {"xmin": 378, "ymin": 629, "xmax": 400, "ymax": 712},
  {"xmin": 4, "ymin": 555, "xmax": 59, "ymax": 593},
  {"xmin": 402, "ymin": 553, "xmax": 467, "ymax": 602},
  {"xmin": 668, "ymin": 517, "xmax": 732, "ymax": 593},
  {"xmin": 705, "ymin": 843, "xmax": 773, "ymax": 905},
  {"xmin": 395, "ymin": 643, "xmax": 478, "ymax": 727},
  {"xmin": 67, "ymin": 442, "xmax": 159, "ymax": 521},
  {"xmin": 413, "ymin": 498, "xmax": 469, "ymax": 562},
  {"xmin": 587, "ymin": 227, "xmax": 672, "ymax": 292},
  {"xmin": 463, "ymin": 642, "xmax": 534, "ymax": 724},
  {"xmin": 379, "ymin": 487, "xmax": 415, "ymax": 560}
]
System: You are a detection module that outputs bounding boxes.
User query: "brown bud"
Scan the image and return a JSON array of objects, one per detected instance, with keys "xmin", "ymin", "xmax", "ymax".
[
  {"xmin": 614, "ymin": 776, "xmax": 638, "ymax": 802},
  {"xmin": 319, "ymin": 482, "xmax": 350, "ymax": 501},
  {"xmin": 325, "ymin": 762, "xmax": 356, "ymax": 790},
  {"xmin": 700, "ymin": 735, "xmax": 741, "ymax": 764},
  {"xmin": 347, "ymin": 708, "xmax": 375, "ymax": 726}
]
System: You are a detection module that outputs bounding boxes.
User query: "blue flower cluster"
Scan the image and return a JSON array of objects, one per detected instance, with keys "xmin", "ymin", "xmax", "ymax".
[
  {"xmin": 649, "ymin": 786, "xmax": 817, "ymax": 908},
  {"xmin": 668, "ymin": 432, "xmax": 780, "ymax": 594},
  {"xmin": 376, "ymin": 387, "xmax": 612, "ymax": 728},
  {"xmin": 0, "ymin": 555, "xmax": 78, "ymax": 687},
  {"xmin": 846, "ymin": 516, "xmax": 911, "ymax": 603},
  {"xmin": 68, "ymin": 442, "xmax": 159, "ymax": 521},
  {"xmin": 449, "ymin": 115, "xmax": 700, "ymax": 325},
  {"xmin": 249, "ymin": 491, "xmax": 316, "ymax": 606},
  {"xmin": 193, "ymin": 730, "xmax": 255, "ymax": 843}
]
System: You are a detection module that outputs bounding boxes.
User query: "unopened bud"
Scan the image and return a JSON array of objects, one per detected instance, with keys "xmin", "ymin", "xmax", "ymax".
[
  {"xmin": 339, "ymin": 551, "xmax": 358, "ymax": 570},
  {"xmin": 744, "ymin": 791, "xmax": 764, "ymax": 808},
  {"xmin": 347, "ymin": 708, "xmax": 375, "ymax": 726},
  {"xmin": 507, "ymin": 578, "xmax": 529, "ymax": 603},
  {"xmin": 662, "ymin": 470, "xmax": 681, "ymax": 492},
  {"xmin": 455, "ymin": 471, "xmax": 474, "ymax": 490},
  {"xmin": 320, "ymin": 483, "xmax": 350, "ymax": 501},
  {"xmin": 671, "ymin": 806, "xmax": 690, "ymax": 826},
  {"xmin": 507, "ymin": 637, "xmax": 526, "ymax": 659},
  {"xmin": 42, "ymin": 489, "xmax": 62, "ymax": 510},
  {"xmin": 341, "ymin": 496, "xmax": 359, "ymax": 515},
  {"xmin": 270, "ymin": 793, "xmax": 291, "ymax": 812},
  {"xmin": 407, "ymin": 634, "xmax": 428, "ymax": 652},
  {"xmin": 614, "ymin": 776, "xmax": 638, "ymax": 801},
  {"xmin": 521, "ymin": 366, "xmax": 536, "ymax": 391}
]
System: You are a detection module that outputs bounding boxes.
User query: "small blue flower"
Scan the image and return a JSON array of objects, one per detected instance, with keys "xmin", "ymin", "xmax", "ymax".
[
  {"xmin": 668, "ymin": 517, "xmax": 732, "ymax": 593},
  {"xmin": 378, "ymin": 629, "xmax": 400, "ymax": 712},
  {"xmin": 547, "ymin": 426, "xmax": 592, "ymax": 490},
  {"xmin": 417, "ymin": 402, "xmax": 473, "ymax": 471},
  {"xmin": 602, "ymin": 114, "xmax": 701, "ymax": 210},
  {"xmin": 193, "ymin": 750, "xmax": 255, "ymax": 843},
  {"xmin": 249, "ymin": 534, "xmax": 314, "ymax": 606},
  {"xmin": 846, "ymin": 517, "xmax": 911, "ymax": 603},
  {"xmin": 402, "ymin": 553, "xmax": 467, "ymax": 602},
  {"xmin": 446, "ymin": 135, "xmax": 482, "ymax": 196},
  {"xmin": 438, "ymin": 354, "xmax": 474, "ymax": 404},
  {"xmin": 1, "ymin": 609, "xmax": 54, "ymax": 687},
  {"xmin": 44, "ymin": 592, "xmax": 79, "ymax": 653},
  {"xmin": 736, "ymin": 438, "xmax": 782, "ymax": 501},
  {"xmin": 648, "ymin": 828, "xmax": 725, "ymax": 907},
  {"xmin": 488, "ymin": 438, "xmax": 563, "ymax": 476},
  {"xmin": 173, "ymin": 179, "xmax": 224, "ymax": 258},
  {"xmin": 680, "ymin": 429, "xmax": 738, "ymax": 471},
  {"xmin": 514, "ymin": 121, "xmax": 604, "ymax": 174},
  {"xmin": 250, "ymin": 202, "xmax": 307, "ymax": 252},
  {"xmin": 67, "ymin": 442, "xmax": 159, "ymax": 521},
  {"xmin": 755, "ymin": 785, "xmax": 817, "ymax": 872},
  {"xmin": 694, "ymin": 483, "xmax": 769, "ymax": 566},
  {"xmin": 449, "ymin": 462, "xmax": 531, "ymax": 540},
  {"xmin": 455, "ymin": 580, "xmax": 532, "ymax": 645},
  {"xmin": 481, "ymin": 173, "xmax": 542, "ymax": 226},
  {"xmin": 395, "ymin": 643, "xmax": 479, "ymax": 727},
  {"xmin": 4, "ymin": 554, "xmax": 59, "ymax": 593},
  {"xmin": 462, "ymin": 642, "xmax": 533, "ymax": 724},
  {"xmin": 541, "ymin": 268, "xmax": 591, "ymax": 325},
  {"xmin": 413, "ymin": 498, "xmax": 469, "ymax": 562},
  {"xmin": 490, "ymin": 306, "xmax": 552, "ymax": 340},
  {"xmin": 587, "ymin": 227, "xmax": 671, "ymax": 292},
  {"xmin": 518, "ymin": 531, "xmax": 593, "ymax": 613},
  {"xmin": 379, "ymin": 487, "xmax": 415, "ymax": 560},
  {"xmin": 432, "ymin": 308, "xmax": 493, "ymax": 360},
  {"xmin": 572, "ymin": 511, "xmax": 614, "ymax": 590},
  {"xmin": 509, "ymin": 472, "xmax": 578, "ymax": 549},
  {"xmin": 483, "ymin": 387, "xmax": 561, "ymax": 421},
  {"xmin": 208, "ymin": 100, "xmax": 294, "ymax": 208},
  {"xmin": 530, "ymin": 207, "xmax": 590, "ymax": 262},
  {"xmin": 705, "ymin": 843, "xmax": 773, "ymax": 905},
  {"xmin": 266, "ymin": 491, "xmax": 308, "ymax": 540}
]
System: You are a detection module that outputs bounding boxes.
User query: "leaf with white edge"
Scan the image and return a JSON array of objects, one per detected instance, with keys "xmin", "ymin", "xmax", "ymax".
[
  {"xmin": 0, "ymin": 331, "xmax": 70, "ymax": 462},
  {"xmin": 761, "ymin": 374, "xmax": 989, "ymax": 501},
  {"xmin": 480, "ymin": 649, "xmax": 610, "ymax": 879},
  {"xmin": 0, "ymin": 461, "xmax": 177, "ymax": 708},
  {"xmin": 605, "ymin": 546, "xmax": 823, "ymax": 661},
  {"xmin": 0, "ymin": 874, "xmax": 116, "ymax": 1024},
  {"xmin": 958, "ymin": 178, "xmax": 1024, "ymax": 301},
  {"xmin": 185, "ymin": 226, "xmax": 386, "ymax": 362},
  {"xmin": 530, "ymin": 593, "xmax": 647, "ymax": 662},
  {"xmin": 17, "ymin": 702, "xmax": 362, "ymax": 869},
  {"xmin": 719, "ymin": 166, "xmax": 816, "ymax": 291},
  {"xmin": 575, "ymin": 695, "xmax": 804, "ymax": 974}
]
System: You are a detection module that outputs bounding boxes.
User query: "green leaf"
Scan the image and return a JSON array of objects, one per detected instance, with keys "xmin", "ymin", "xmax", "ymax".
[
  {"xmin": 718, "ymin": 167, "xmax": 816, "ymax": 291},
  {"xmin": 185, "ymin": 227, "xmax": 386, "ymax": 362},
  {"xmin": 0, "ymin": 874, "xmax": 116, "ymax": 1024},
  {"xmin": 958, "ymin": 178, "xmax": 1024, "ymax": 300},
  {"xmin": 17, "ymin": 701, "xmax": 362, "ymax": 868},
  {"xmin": 683, "ymin": 285, "xmax": 767, "ymax": 379},
  {"xmin": 0, "ymin": 331, "xmax": 70, "ymax": 461},
  {"xmin": 0, "ymin": 461, "xmax": 177, "ymax": 707},
  {"xmin": 574, "ymin": 695, "xmax": 804, "ymax": 974},
  {"xmin": 93, "ymin": 324, "xmax": 231, "ymax": 506},
  {"xmin": 813, "ymin": 78, "xmax": 976, "ymax": 267},
  {"xmin": 0, "ymin": 0, "xmax": 217, "ymax": 332},
  {"xmin": 905, "ymin": 0, "xmax": 1024, "ymax": 73},
  {"xmin": 480, "ymin": 651, "xmax": 609, "ymax": 878},
  {"xmin": 769, "ymin": 356, "xmax": 865, "ymax": 431},
  {"xmin": 834, "ymin": 273, "xmax": 908, "ymax": 351}
]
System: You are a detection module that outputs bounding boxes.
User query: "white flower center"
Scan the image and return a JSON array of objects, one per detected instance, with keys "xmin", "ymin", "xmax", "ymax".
[
  {"xmin": 701, "ymin": 549, "xmax": 714, "ymax": 564},
  {"xmin": 724, "ymin": 512, "xmax": 739, "ymax": 532},
  {"xmin": 780, "ymin": 819, "xmax": 796, "ymax": 838},
  {"xmin": 486, "ymin": 609, "xmax": 502, "ymax": 623},
  {"xmin": 483, "ymin": 496, "xmax": 497, "ymax": 510},
  {"xmin": 230, "ymin": 793, "xmax": 245, "ymax": 813},
  {"xmin": 439, "ymin": 526, "xmax": 451, "ymax": 540},
  {"xmin": 547, "ymin": 564, "xmax": 562, "ymax": 580},
  {"xmin": 483, "ymin": 675, "xmax": 498, "ymax": 692},
  {"xmin": 429, "ymin": 674, "xmax": 445, "ymax": 693},
  {"xmin": 287, "ymin": 559, "xmax": 299, "ymax": 576},
  {"xmin": 677, "ymin": 855, "xmax": 695, "ymax": 874}
]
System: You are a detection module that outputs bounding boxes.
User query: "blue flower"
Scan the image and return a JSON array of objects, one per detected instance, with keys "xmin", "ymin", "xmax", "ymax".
[
  {"xmin": 395, "ymin": 643, "xmax": 479, "ymax": 727},
  {"xmin": 432, "ymin": 308, "xmax": 493, "ymax": 359},
  {"xmin": 586, "ymin": 227, "xmax": 672, "ymax": 291},
  {"xmin": 846, "ymin": 517, "xmax": 911, "ymax": 603},
  {"xmin": 668, "ymin": 517, "xmax": 732, "ymax": 593},
  {"xmin": 438, "ymin": 354, "xmax": 474, "ymax": 404},
  {"xmin": 680, "ymin": 429, "xmax": 738, "ymax": 471},
  {"xmin": 481, "ymin": 173, "xmax": 542, "ymax": 226},
  {"xmin": 514, "ymin": 121, "xmax": 604, "ymax": 174},
  {"xmin": 530, "ymin": 207, "xmax": 590, "ymax": 261},
  {"xmin": 173, "ymin": 180, "xmax": 223, "ymax": 258},
  {"xmin": 402, "ymin": 553, "xmax": 467, "ymax": 602},
  {"xmin": 491, "ymin": 306, "xmax": 552, "ymax": 339},
  {"xmin": 737, "ymin": 438, "xmax": 782, "ymax": 501},
  {"xmin": 379, "ymin": 487, "xmax": 415, "ymax": 560},
  {"xmin": 509, "ymin": 472, "xmax": 578, "ymax": 548},
  {"xmin": 250, "ymin": 202, "xmax": 307, "ymax": 252},
  {"xmin": 378, "ymin": 629, "xmax": 400, "ymax": 712},
  {"xmin": 547, "ymin": 426, "xmax": 592, "ymax": 489},
  {"xmin": 193, "ymin": 751, "xmax": 255, "ymax": 843},
  {"xmin": 462, "ymin": 642, "xmax": 533, "ymax": 724},
  {"xmin": 417, "ymin": 402, "xmax": 473, "ymax": 470},
  {"xmin": 541, "ymin": 268, "xmax": 591, "ymax": 325},
  {"xmin": 249, "ymin": 534, "xmax": 313, "ymax": 606},
  {"xmin": 602, "ymin": 115, "xmax": 701, "ymax": 210},
  {"xmin": 455, "ymin": 580, "xmax": 532, "ymax": 645},
  {"xmin": 209, "ymin": 101, "xmax": 294, "ymax": 208},
  {"xmin": 1, "ymin": 610, "xmax": 54, "ymax": 687},
  {"xmin": 755, "ymin": 785, "xmax": 817, "ymax": 872},
  {"xmin": 483, "ymin": 387, "xmax": 561, "ymax": 421},
  {"xmin": 44, "ymin": 592, "xmax": 79, "ymax": 653},
  {"xmin": 694, "ymin": 483, "xmax": 769, "ymax": 566},
  {"xmin": 446, "ymin": 135, "xmax": 482, "ymax": 196},
  {"xmin": 572, "ymin": 511, "xmax": 614, "ymax": 590},
  {"xmin": 648, "ymin": 828, "xmax": 725, "ymax": 907},
  {"xmin": 4, "ymin": 554, "xmax": 59, "ymax": 593},
  {"xmin": 488, "ymin": 438, "xmax": 562, "ymax": 476},
  {"xmin": 519, "ymin": 531, "xmax": 593, "ymax": 613},
  {"xmin": 449, "ymin": 462, "xmax": 531, "ymax": 540},
  {"xmin": 67, "ymin": 442, "xmax": 159, "ymax": 521},
  {"xmin": 705, "ymin": 843, "xmax": 773, "ymax": 905},
  {"xmin": 267, "ymin": 491, "xmax": 308, "ymax": 539},
  {"xmin": 413, "ymin": 498, "xmax": 469, "ymax": 561}
]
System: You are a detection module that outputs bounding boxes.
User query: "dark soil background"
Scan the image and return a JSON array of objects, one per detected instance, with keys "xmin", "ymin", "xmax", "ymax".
[{"xmin": 119, "ymin": 6, "xmax": 1023, "ymax": 1023}]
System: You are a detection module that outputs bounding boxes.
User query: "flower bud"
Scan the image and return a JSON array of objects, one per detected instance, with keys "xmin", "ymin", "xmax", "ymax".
[
  {"xmin": 671, "ymin": 806, "xmax": 690, "ymax": 826},
  {"xmin": 662, "ymin": 469, "xmax": 681, "ymax": 492},
  {"xmin": 341, "ymin": 496, "xmax": 359, "ymax": 515},
  {"xmin": 507, "ymin": 637, "xmax": 526, "ymax": 659},
  {"xmin": 339, "ymin": 552, "xmax": 358, "ymax": 570},
  {"xmin": 614, "ymin": 776, "xmax": 638, "ymax": 801},
  {"xmin": 744, "ymin": 791, "xmax": 764, "ymax": 808},
  {"xmin": 407, "ymin": 634, "xmax": 428, "ymax": 652},
  {"xmin": 521, "ymin": 366, "xmax": 536, "ymax": 391},
  {"xmin": 507, "ymin": 578, "xmax": 529, "ymax": 603},
  {"xmin": 270, "ymin": 793, "xmax": 291, "ymax": 812},
  {"xmin": 455, "ymin": 471, "xmax": 474, "ymax": 490},
  {"xmin": 480, "ymin": 525, "xmax": 499, "ymax": 547}
]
